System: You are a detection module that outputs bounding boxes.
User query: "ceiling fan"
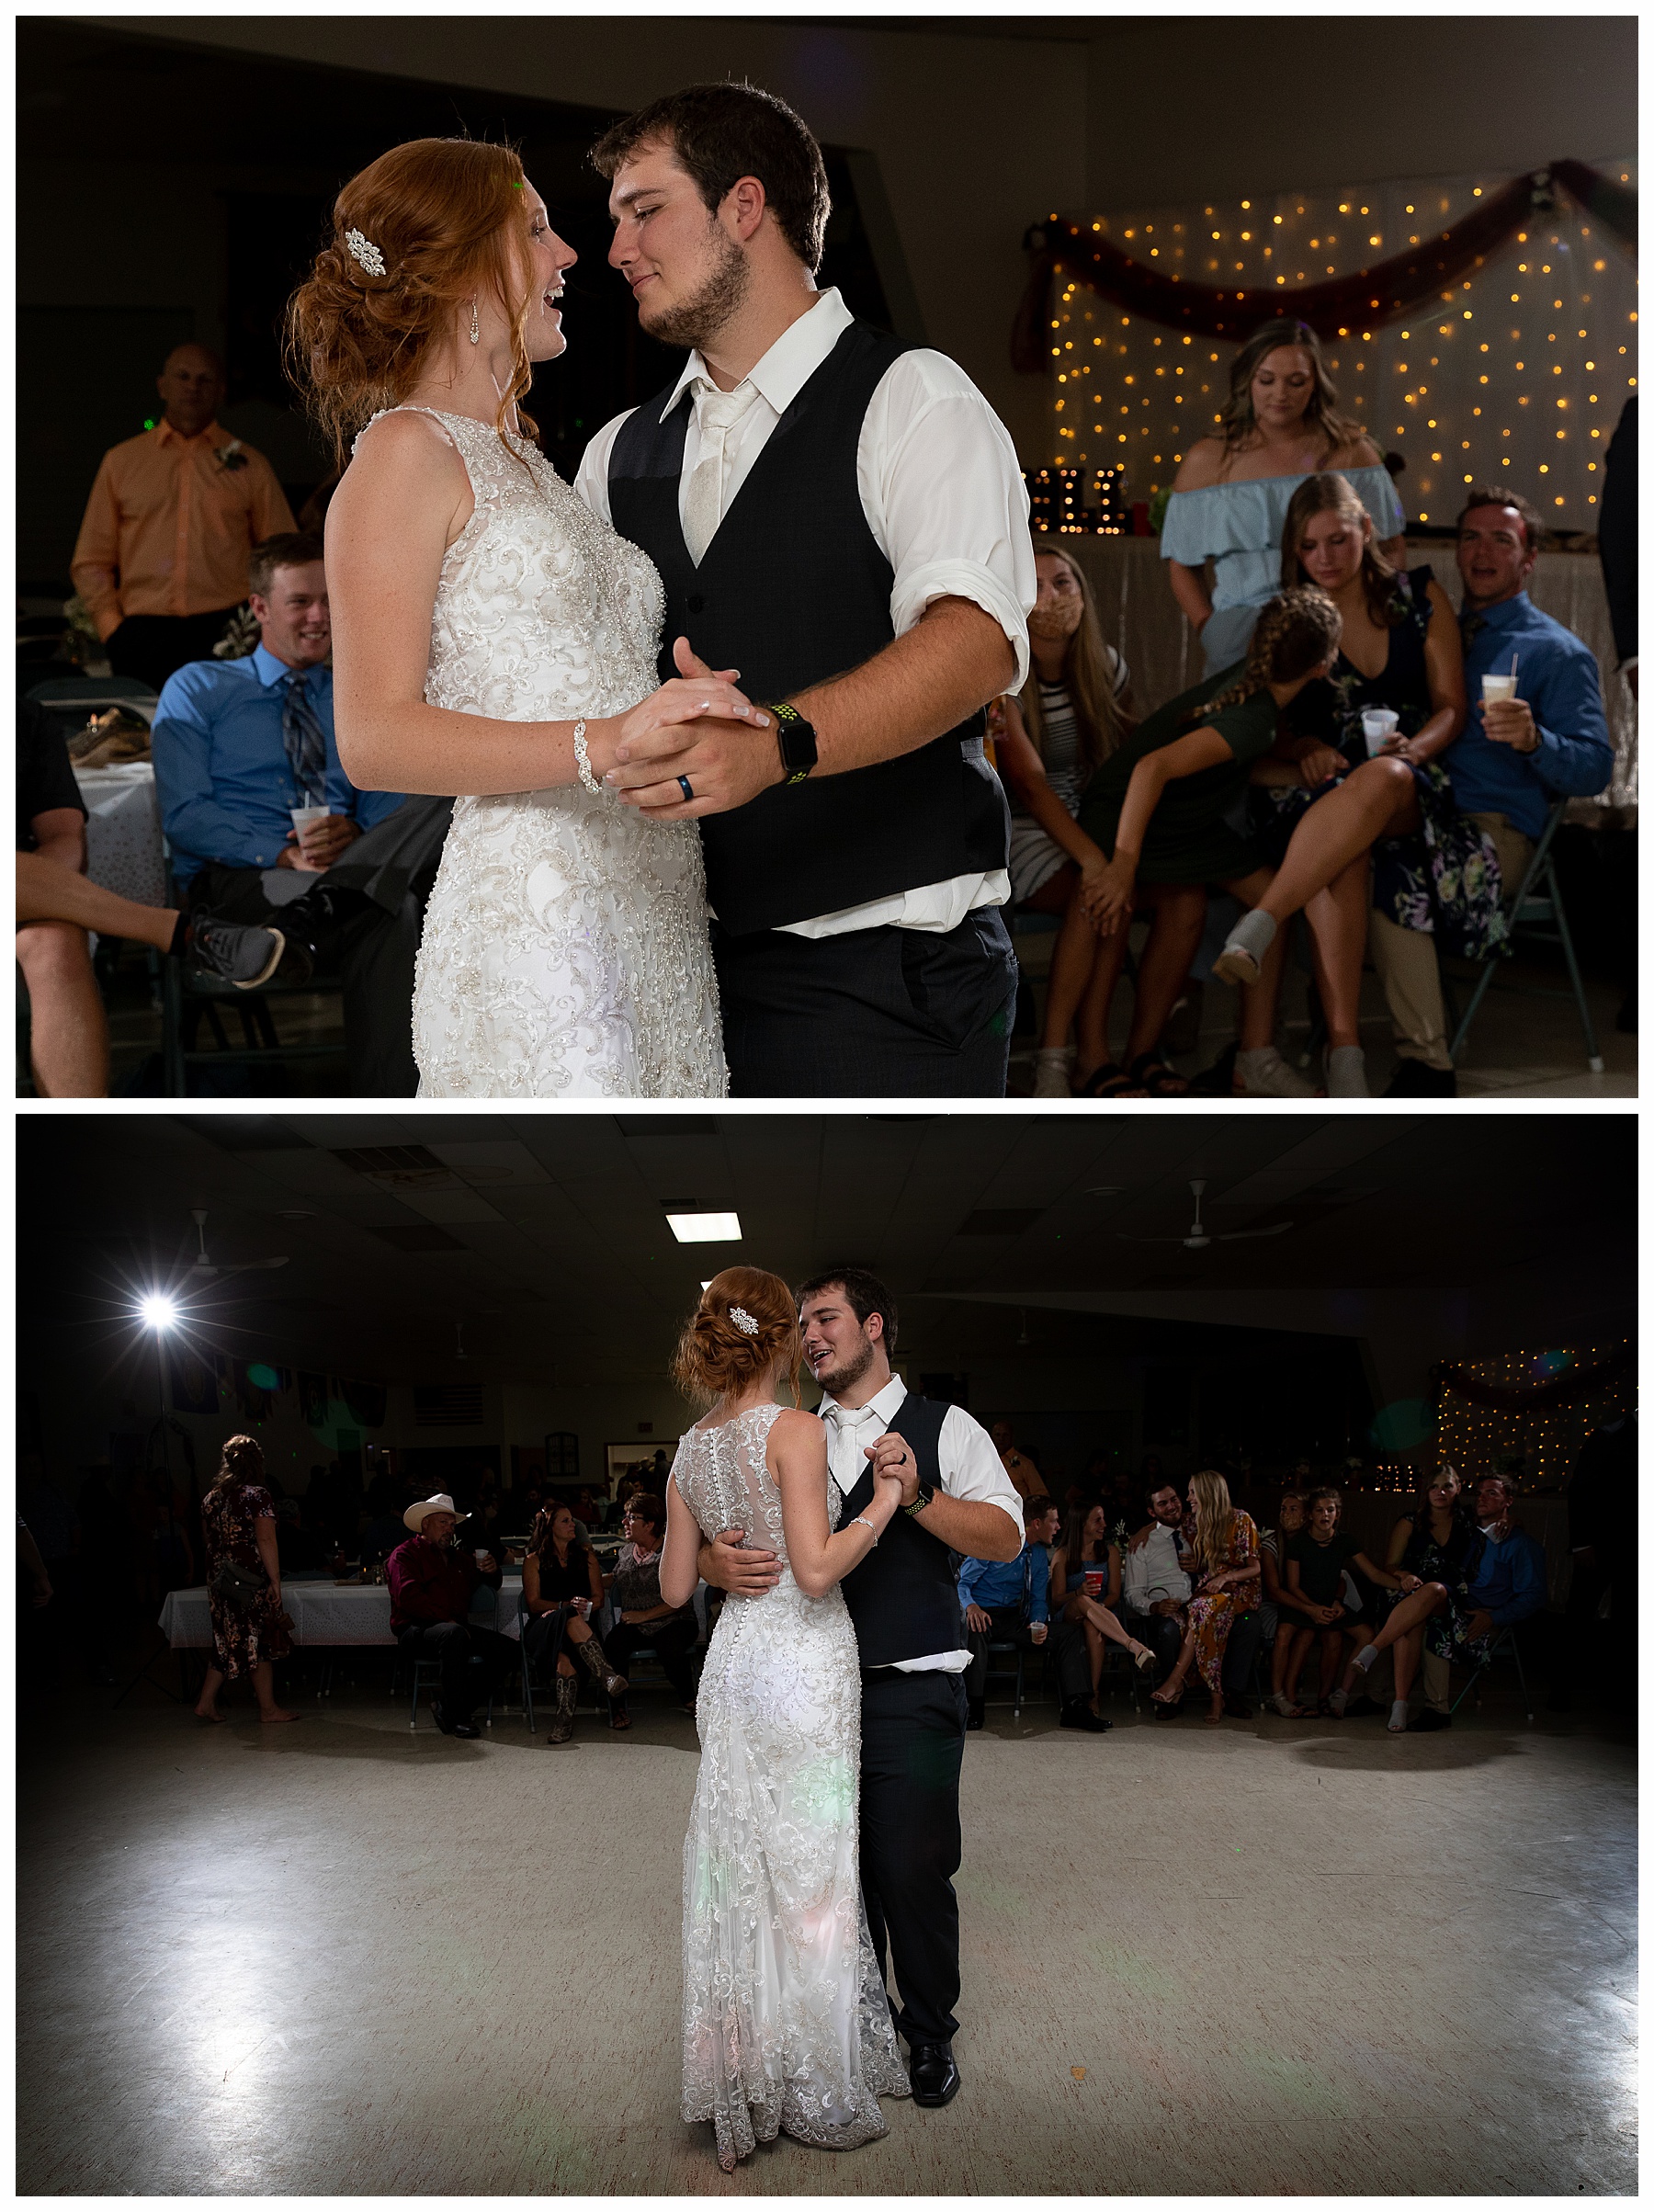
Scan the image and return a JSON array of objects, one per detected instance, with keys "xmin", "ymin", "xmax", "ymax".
[
  {"xmin": 1116, "ymin": 1180, "xmax": 1293, "ymax": 1253},
  {"xmin": 184, "ymin": 1209, "xmax": 290, "ymax": 1283}
]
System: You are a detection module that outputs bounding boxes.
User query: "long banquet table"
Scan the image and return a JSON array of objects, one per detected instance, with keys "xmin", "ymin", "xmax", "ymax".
[{"xmin": 158, "ymin": 1573, "xmax": 526, "ymax": 1649}]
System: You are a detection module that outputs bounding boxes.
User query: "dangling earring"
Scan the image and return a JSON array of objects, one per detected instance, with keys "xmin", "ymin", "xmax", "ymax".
[{"xmin": 469, "ymin": 298, "xmax": 480, "ymax": 346}]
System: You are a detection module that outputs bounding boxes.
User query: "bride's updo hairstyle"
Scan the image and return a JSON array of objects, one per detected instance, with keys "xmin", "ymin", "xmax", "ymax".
[
  {"xmin": 673, "ymin": 1266, "xmax": 803, "ymax": 1408},
  {"xmin": 285, "ymin": 137, "xmax": 538, "ymax": 470}
]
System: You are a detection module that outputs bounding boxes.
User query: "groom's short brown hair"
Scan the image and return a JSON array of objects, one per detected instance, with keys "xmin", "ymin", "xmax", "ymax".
[
  {"xmin": 591, "ymin": 82, "xmax": 831, "ymax": 272},
  {"xmin": 798, "ymin": 1267, "xmax": 898, "ymax": 1356}
]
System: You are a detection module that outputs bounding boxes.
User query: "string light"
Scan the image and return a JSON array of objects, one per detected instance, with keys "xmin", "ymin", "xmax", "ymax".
[
  {"xmin": 1432, "ymin": 1342, "xmax": 1632, "ymax": 1486},
  {"xmin": 1047, "ymin": 167, "xmax": 1637, "ymax": 523}
]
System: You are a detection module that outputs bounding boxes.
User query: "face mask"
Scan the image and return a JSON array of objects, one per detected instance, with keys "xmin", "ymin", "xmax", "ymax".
[{"xmin": 1028, "ymin": 596, "xmax": 1083, "ymax": 641}]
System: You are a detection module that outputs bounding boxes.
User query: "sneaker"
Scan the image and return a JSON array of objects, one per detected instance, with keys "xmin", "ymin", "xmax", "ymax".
[
  {"xmin": 1383, "ymin": 1058, "xmax": 1457, "ymax": 1097},
  {"xmin": 185, "ymin": 916, "xmax": 288, "ymax": 991},
  {"xmin": 1409, "ymin": 1707, "xmax": 1451, "ymax": 1732},
  {"xmin": 1233, "ymin": 1045, "xmax": 1316, "ymax": 1097}
]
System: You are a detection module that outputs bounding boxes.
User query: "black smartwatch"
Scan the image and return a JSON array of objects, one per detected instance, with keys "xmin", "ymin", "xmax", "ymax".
[
  {"xmin": 770, "ymin": 702, "xmax": 818, "ymax": 785},
  {"xmin": 903, "ymin": 1482, "xmax": 936, "ymax": 1519}
]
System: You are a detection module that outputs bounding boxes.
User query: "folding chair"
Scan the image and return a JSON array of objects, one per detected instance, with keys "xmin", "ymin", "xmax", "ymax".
[
  {"xmin": 1451, "ymin": 1625, "xmax": 1535, "ymax": 1724},
  {"xmin": 982, "ymin": 1639, "xmax": 1027, "ymax": 1718},
  {"xmin": 1447, "ymin": 800, "xmax": 1604, "ymax": 1072}
]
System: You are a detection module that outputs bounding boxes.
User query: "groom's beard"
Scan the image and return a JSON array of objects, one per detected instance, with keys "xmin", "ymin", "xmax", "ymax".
[
  {"xmin": 640, "ymin": 226, "xmax": 752, "ymax": 353},
  {"xmin": 810, "ymin": 1334, "xmax": 876, "ymax": 1401}
]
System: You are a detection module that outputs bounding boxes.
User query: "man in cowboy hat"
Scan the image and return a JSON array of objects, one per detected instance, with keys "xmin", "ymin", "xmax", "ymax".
[{"xmin": 385, "ymin": 1495, "xmax": 513, "ymax": 1738}]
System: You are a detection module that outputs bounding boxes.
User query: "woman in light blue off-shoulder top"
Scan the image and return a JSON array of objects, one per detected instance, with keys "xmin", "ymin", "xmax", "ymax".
[{"xmin": 1162, "ymin": 320, "xmax": 1407, "ymax": 673}]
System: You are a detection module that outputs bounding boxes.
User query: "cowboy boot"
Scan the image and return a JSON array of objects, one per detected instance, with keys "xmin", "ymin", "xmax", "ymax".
[
  {"xmin": 546, "ymin": 1674, "xmax": 577, "ymax": 1745},
  {"xmin": 575, "ymin": 1633, "xmax": 628, "ymax": 1699}
]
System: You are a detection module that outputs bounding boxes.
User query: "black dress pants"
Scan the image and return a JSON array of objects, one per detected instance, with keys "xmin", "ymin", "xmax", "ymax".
[
  {"xmin": 189, "ymin": 862, "xmax": 420, "ymax": 1095},
  {"xmin": 604, "ymin": 1614, "xmax": 699, "ymax": 1703},
  {"xmin": 712, "ymin": 909, "xmax": 1017, "ymax": 1097},
  {"xmin": 965, "ymin": 1605, "xmax": 1040, "ymax": 1702},
  {"xmin": 397, "ymin": 1619, "xmax": 516, "ymax": 1724},
  {"xmin": 1219, "ymin": 1608, "xmax": 1264, "ymax": 1699},
  {"xmin": 108, "ymin": 607, "xmax": 242, "ymax": 694},
  {"xmin": 858, "ymin": 1667, "xmax": 968, "ymax": 2045}
]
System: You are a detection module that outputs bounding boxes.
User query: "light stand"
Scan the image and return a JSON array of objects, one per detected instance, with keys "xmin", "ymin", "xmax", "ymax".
[{"xmin": 112, "ymin": 1295, "xmax": 188, "ymax": 1708}]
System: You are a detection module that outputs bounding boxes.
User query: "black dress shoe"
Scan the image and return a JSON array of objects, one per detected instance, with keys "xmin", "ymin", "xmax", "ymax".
[
  {"xmin": 447, "ymin": 1716, "xmax": 482, "ymax": 1739},
  {"xmin": 1059, "ymin": 1699, "xmax": 1111, "ymax": 1732},
  {"xmin": 908, "ymin": 2040, "xmax": 960, "ymax": 2106},
  {"xmin": 1409, "ymin": 1707, "xmax": 1450, "ymax": 1732},
  {"xmin": 1383, "ymin": 1058, "xmax": 1456, "ymax": 1097}
]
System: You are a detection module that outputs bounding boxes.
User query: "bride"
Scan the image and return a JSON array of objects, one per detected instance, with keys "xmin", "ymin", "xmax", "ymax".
[
  {"xmin": 288, "ymin": 137, "xmax": 767, "ymax": 1095},
  {"xmin": 662, "ymin": 1268, "xmax": 911, "ymax": 2170}
]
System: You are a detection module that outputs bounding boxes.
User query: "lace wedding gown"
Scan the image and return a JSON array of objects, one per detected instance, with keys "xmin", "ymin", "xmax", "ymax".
[
  {"xmin": 365, "ymin": 406, "xmax": 726, "ymax": 1096},
  {"xmin": 673, "ymin": 1404, "xmax": 909, "ymax": 2169}
]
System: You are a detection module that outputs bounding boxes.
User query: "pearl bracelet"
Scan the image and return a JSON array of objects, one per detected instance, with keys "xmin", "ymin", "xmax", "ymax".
[
  {"xmin": 850, "ymin": 1515, "xmax": 878, "ymax": 1545},
  {"xmin": 572, "ymin": 719, "xmax": 603, "ymax": 799}
]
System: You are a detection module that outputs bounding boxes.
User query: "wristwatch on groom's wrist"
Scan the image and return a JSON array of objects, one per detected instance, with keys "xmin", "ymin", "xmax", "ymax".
[
  {"xmin": 770, "ymin": 702, "xmax": 818, "ymax": 785},
  {"xmin": 903, "ymin": 1482, "xmax": 936, "ymax": 1519}
]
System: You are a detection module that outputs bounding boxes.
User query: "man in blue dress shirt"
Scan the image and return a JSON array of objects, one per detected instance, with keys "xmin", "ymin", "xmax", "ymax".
[
  {"xmin": 153, "ymin": 531, "xmax": 447, "ymax": 1094},
  {"xmin": 1450, "ymin": 484, "xmax": 1614, "ymax": 880}
]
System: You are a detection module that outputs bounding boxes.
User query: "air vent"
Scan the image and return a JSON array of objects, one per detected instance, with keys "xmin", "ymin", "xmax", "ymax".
[
  {"xmin": 334, "ymin": 1144, "xmax": 447, "ymax": 1175},
  {"xmin": 371, "ymin": 1224, "xmax": 465, "ymax": 1253},
  {"xmin": 958, "ymin": 1208, "xmax": 1043, "ymax": 1237},
  {"xmin": 414, "ymin": 1386, "xmax": 484, "ymax": 1427}
]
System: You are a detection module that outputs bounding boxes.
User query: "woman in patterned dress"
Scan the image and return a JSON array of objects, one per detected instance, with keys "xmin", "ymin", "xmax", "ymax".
[
  {"xmin": 288, "ymin": 137, "xmax": 761, "ymax": 1095},
  {"xmin": 660, "ymin": 1267, "xmax": 911, "ymax": 2171},
  {"xmin": 1150, "ymin": 1470, "xmax": 1262, "ymax": 1724},
  {"xmin": 194, "ymin": 1435, "xmax": 299, "ymax": 1725}
]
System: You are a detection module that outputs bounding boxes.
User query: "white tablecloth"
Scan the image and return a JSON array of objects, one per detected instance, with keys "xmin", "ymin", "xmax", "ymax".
[
  {"xmin": 74, "ymin": 760, "xmax": 166, "ymax": 910},
  {"xmin": 158, "ymin": 1575, "xmax": 525, "ymax": 1650}
]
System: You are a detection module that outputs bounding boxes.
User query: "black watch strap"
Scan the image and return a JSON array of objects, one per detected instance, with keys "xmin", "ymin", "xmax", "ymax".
[{"xmin": 770, "ymin": 702, "xmax": 818, "ymax": 784}]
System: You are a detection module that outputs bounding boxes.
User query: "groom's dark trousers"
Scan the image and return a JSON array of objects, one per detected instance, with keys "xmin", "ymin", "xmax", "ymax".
[
  {"xmin": 712, "ymin": 910, "xmax": 1018, "ymax": 1098},
  {"xmin": 858, "ymin": 1666, "xmax": 969, "ymax": 2044}
]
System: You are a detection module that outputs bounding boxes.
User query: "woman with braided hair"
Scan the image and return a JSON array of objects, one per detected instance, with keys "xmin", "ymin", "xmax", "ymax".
[{"xmin": 1051, "ymin": 586, "xmax": 1342, "ymax": 1096}]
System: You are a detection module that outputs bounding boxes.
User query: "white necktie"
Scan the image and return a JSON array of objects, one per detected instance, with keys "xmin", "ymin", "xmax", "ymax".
[{"xmin": 682, "ymin": 380, "xmax": 761, "ymax": 566}]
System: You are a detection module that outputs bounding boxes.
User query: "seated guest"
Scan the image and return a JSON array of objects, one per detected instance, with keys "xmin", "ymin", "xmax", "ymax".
[
  {"xmin": 1260, "ymin": 1490, "xmax": 1319, "ymax": 1716},
  {"xmin": 385, "ymin": 1492, "xmax": 512, "ymax": 1738},
  {"xmin": 1119, "ymin": 1480, "xmax": 1195, "ymax": 1690},
  {"xmin": 1151, "ymin": 1470, "xmax": 1262, "ymax": 1723},
  {"xmin": 70, "ymin": 342, "xmax": 295, "ymax": 692},
  {"xmin": 961, "ymin": 1494, "xmax": 1054, "ymax": 1730},
  {"xmin": 1060, "ymin": 589, "xmax": 1348, "ymax": 1097},
  {"xmin": 1050, "ymin": 1501, "xmax": 1155, "ymax": 1732},
  {"xmin": 1361, "ymin": 1464, "xmax": 1482, "ymax": 1728},
  {"xmin": 1349, "ymin": 1471, "xmax": 1547, "ymax": 1731},
  {"xmin": 1266, "ymin": 473, "xmax": 1499, "ymax": 1099},
  {"xmin": 522, "ymin": 1503, "xmax": 628, "ymax": 1744},
  {"xmin": 1278, "ymin": 1486, "xmax": 1408, "ymax": 1721},
  {"xmin": 151, "ymin": 530, "xmax": 446, "ymax": 1095},
  {"xmin": 194, "ymin": 1435, "xmax": 300, "ymax": 1727},
  {"xmin": 1448, "ymin": 486, "xmax": 1615, "ymax": 897},
  {"xmin": 602, "ymin": 1493, "xmax": 698, "ymax": 1728}
]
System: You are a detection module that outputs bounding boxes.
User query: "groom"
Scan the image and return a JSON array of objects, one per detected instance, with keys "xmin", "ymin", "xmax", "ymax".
[
  {"xmin": 576, "ymin": 83, "xmax": 1035, "ymax": 1097},
  {"xmin": 698, "ymin": 1268, "xmax": 1023, "ymax": 2106}
]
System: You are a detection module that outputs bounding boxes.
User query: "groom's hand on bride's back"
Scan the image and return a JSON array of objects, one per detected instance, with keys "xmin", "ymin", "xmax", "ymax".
[
  {"xmin": 697, "ymin": 1527, "xmax": 781, "ymax": 1595},
  {"xmin": 606, "ymin": 638, "xmax": 782, "ymax": 822}
]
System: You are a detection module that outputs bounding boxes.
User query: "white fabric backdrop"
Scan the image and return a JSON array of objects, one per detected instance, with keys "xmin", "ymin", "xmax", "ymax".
[{"xmin": 1049, "ymin": 162, "xmax": 1637, "ymax": 530}]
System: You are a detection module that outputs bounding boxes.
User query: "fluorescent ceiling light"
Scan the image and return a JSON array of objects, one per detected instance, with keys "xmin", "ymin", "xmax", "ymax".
[{"xmin": 666, "ymin": 1210, "xmax": 742, "ymax": 1243}]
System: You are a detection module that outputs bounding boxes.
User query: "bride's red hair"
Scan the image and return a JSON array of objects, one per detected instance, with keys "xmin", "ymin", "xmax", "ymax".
[{"xmin": 285, "ymin": 136, "xmax": 538, "ymax": 470}]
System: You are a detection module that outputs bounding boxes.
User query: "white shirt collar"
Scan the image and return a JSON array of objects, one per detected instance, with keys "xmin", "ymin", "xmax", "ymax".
[
  {"xmin": 660, "ymin": 289, "xmax": 853, "ymax": 424},
  {"xmin": 820, "ymin": 1372, "xmax": 909, "ymax": 1428}
]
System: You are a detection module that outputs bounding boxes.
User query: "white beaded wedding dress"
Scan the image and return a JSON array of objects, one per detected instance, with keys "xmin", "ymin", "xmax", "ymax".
[
  {"xmin": 363, "ymin": 406, "xmax": 726, "ymax": 1096},
  {"xmin": 672, "ymin": 1403, "xmax": 909, "ymax": 2170}
]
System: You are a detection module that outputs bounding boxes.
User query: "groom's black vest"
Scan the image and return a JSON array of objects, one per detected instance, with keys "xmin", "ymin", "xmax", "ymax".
[
  {"xmin": 830, "ymin": 1392, "xmax": 962, "ymax": 1669},
  {"xmin": 606, "ymin": 320, "xmax": 1011, "ymax": 936}
]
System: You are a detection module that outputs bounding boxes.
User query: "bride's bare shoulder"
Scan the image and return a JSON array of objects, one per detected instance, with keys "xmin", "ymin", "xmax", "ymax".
[{"xmin": 347, "ymin": 406, "xmax": 466, "ymax": 475}]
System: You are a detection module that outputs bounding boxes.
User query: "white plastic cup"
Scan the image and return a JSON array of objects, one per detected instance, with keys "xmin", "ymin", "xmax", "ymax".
[
  {"xmin": 1361, "ymin": 708, "xmax": 1399, "ymax": 756},
  {"xmin": 1481, "ymin": 674, "xmax": 1519, "ymax": 705}
]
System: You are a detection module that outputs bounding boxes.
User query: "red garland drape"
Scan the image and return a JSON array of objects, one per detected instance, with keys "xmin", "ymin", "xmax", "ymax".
[
  {"xmin": 1428, "ymin": 1342, "xmax": 1633, "ymax": 1414},
  {"xmin": 1013, "ymin": 159, "xmax": 1636, "ymax": 371}
]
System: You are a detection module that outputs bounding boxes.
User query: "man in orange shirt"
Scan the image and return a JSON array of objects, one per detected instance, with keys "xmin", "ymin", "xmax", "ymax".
[{"xmin": 70, "ymin": 344, "xmax": 295, "ymax": 693}]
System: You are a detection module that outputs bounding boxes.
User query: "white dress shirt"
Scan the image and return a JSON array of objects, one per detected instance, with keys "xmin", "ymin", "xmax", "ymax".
[
  {"xmin": 1119, "ymin": 1522, "xmax": 1193, "ymax": 1614},
  {"xmin": 574, "ymin": 289, "xmax": 1035, "ymax": 939},
  {"xmin": 817, "ymin": 1373, "xmax": 1024, "ymax": 1673}
]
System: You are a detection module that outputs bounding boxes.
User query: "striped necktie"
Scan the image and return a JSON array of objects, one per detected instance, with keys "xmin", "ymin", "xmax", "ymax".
[{"xmin": 280, "ymin": 668, "xmax": 329, "ymax": 809}]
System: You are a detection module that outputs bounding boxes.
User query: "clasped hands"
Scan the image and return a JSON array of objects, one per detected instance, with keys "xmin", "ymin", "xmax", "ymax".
[
  {"xmin": 703, "ymin": 1432, "xmax": 919, "ymax": 1595},
  {"xmin": 598, "ymin": 637, "xmax": 778, "ymax": 819}
]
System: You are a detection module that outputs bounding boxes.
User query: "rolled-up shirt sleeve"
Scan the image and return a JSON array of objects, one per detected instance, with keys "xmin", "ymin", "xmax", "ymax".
[
  {"xmin": 862, "ymin": 357, "xmax": 1036, "ymax": 689},
  {"xmin": 938, "ymin": 1404, "xmax": 1026, "ymax": 1544}
]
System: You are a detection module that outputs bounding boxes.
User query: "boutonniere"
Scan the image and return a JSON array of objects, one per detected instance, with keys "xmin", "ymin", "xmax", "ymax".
[{"xmin": 214, "ymin": 439, "xmax": 249, "ymax": 473}]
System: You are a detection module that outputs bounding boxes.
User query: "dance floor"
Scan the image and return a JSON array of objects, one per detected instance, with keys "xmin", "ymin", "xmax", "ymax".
[{"xmin": 17, "ymin": 1677, "xmax": 1636, "ymax": 2195}]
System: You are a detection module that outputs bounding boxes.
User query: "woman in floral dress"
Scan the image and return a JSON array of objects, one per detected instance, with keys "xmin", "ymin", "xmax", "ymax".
[
  {"xmin": 1151, "ymin": 1471, "xmax": 1262, "ymax": 1723},
  {"xmin": 194, "ymin": 1435, "xmax": 300, "ymax": 1725}
]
